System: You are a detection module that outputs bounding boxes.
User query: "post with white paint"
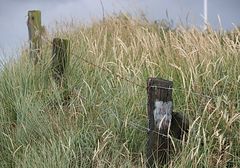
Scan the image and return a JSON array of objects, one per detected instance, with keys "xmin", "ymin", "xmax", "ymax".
[{"xmin": 146, "ymin": 78, "xmax": 173, "ymax": 167}]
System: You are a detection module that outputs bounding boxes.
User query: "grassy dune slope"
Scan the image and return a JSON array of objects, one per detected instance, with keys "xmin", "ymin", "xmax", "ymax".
[{"xmin": 0, "ymin": 15, "xmax": 240, "ymax": 167}]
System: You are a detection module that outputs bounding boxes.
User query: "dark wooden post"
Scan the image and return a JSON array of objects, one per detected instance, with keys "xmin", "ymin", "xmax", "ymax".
[
  {"xmin": 146, "ymin": 78, "xmax": 173, "ymax": 167},
  {"xmin": 27, "ymin": 10, "xmax": 42, "ymax": 64},
  {"xmin": 52, "ymin": 38, "xmax": 70, "ymax": 88}
]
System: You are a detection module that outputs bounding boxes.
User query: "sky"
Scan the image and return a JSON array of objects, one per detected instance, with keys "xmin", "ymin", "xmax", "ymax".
[{"xmin": 0, "ymin": 0, "xmax": 240, "ymax": 60}]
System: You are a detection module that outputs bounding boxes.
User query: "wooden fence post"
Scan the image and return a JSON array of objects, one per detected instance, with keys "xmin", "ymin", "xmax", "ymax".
[
  {"xmin": 146, "ymin": 78, "xmax": 190, "ymax": 167},
  {"xmin": 27, "ymin": 10, "xmax": 42, "ymax": 64},
  {"xmin": 52, "ymin": 38, "xmax": 70, "ymax": 100},
  {"xmin": 146, "ymin": 78, "xmax": 173, "ymax": 167}
]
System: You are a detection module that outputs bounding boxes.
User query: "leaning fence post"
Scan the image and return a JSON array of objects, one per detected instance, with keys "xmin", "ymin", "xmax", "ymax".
[
  {"xmin": 27, "ymin": 10, "xmax": 42, "ymax": 64},
  {"xmin": 52, "ymin": 38, "xmax": 70, "ymax": 100},
  {"xmin": 146, "ymin": 78, "xmax": 173, "ymax": 167}
]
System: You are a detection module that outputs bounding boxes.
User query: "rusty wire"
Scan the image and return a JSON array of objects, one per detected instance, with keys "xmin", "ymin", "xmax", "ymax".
[{"xmin": 40, "ymin": 36, "xmax": 222, "ymax": 101}]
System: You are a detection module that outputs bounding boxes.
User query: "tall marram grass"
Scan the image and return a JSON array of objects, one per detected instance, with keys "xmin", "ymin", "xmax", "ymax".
[{"xmin": 0, "ymin": 14, "xmax": 239, "ymax": 167}]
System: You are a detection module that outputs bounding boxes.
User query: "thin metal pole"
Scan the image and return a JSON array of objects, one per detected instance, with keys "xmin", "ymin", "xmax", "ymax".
[{"xmin": 204, "ymin": 0, "xmax": 208, "ymax": 30}]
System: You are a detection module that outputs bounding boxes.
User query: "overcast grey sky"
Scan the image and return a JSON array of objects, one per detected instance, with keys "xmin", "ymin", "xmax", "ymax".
[{"xmin": 0, "ymin": 0, "xmax": 240, "ymax": 60}]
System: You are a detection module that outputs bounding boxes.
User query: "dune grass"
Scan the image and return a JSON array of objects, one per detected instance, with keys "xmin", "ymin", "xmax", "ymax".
[{"xmin": 0, "ymin": 14, "xmax": 239, "ymax": 167}]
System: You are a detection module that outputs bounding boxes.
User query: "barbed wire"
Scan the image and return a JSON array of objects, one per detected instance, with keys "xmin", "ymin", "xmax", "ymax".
[{"xmin": 39, "ymin": 36, "xmax": 230, "ymax": 102}]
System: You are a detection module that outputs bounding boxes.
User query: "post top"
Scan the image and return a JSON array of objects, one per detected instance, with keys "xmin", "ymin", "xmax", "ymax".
[
  {"xmin": 147, "ymin": 77, "xmax": 173, "ymax": 88},
  {"xmin": 28, "ymin": 10, "xmax": 41, "ymax": 15}
]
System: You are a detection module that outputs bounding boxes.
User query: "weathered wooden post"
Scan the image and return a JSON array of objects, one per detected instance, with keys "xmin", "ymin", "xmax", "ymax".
[
  {"xmin": 146, "ymin": 78, "xmax": 189, "ymax": 167},
  {"xmin": 146, "ymin": 78, "xmax": 173, "ymax": 167},
  {"xmin": 52, "ymin": 38, "xmax": 70, "ymax": 101},
  {"xmin": 27, "ymin": 10, "xmax": 42, "ymax": 64}
]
